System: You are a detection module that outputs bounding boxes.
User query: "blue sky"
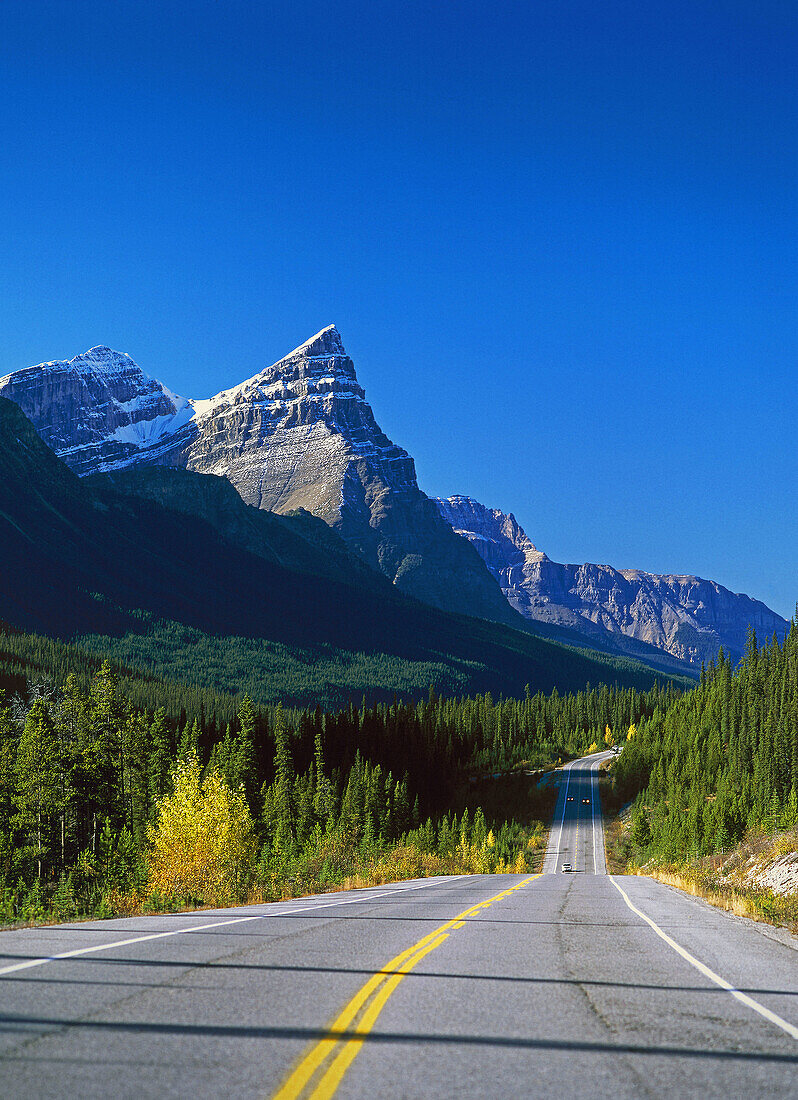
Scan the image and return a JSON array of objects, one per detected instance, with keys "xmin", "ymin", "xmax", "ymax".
[{"xmin": 2, "ymin": 1, "xmax": 796, "ymax": 616}]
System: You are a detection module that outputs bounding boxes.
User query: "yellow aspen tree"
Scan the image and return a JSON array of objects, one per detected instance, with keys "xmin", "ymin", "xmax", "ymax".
[{"xmin": 146, "ymin": 754, "xmax": 256, "ymax": 905}]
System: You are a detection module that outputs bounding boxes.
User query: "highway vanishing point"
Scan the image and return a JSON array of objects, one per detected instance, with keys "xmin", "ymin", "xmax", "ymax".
[{"xmin": 1, "ymin": 750, "xmax": 797, "ymax": 1098}]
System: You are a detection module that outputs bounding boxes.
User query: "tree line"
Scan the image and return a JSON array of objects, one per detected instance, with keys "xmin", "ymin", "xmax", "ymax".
[{"xmin": 0, "ymin": 657, "xmax": 674, "ymax": 920}]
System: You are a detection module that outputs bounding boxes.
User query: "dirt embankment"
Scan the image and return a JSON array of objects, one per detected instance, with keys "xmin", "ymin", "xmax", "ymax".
[
  {"xmin": 712, "ymin": 829, "xmax": 798, "ymax": 897},
  {"xmin": 642, "ymin": 831, "xmax": 798, "ymax": 932}
]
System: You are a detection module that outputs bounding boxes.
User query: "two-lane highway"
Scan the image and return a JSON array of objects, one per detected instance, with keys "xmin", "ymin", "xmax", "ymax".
[
  {"xmin": 1, "ymin": 752, "xmax": 797, "ymax": 1098},
  {"xmin": 542, "ymin": 750, "xmax": 610, "ymax": 874}
]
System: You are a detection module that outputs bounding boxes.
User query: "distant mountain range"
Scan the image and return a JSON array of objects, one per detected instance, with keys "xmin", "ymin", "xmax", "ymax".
[
  {"xmin": 434, "ymin": 495, "xmax": 787, "ymax": 666},
  {"xmin": 1, "ymin": 327, "xmax": 787, "ymax": 670}
]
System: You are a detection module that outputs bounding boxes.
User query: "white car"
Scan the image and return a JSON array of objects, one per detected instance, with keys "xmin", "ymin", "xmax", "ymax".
[{"xmin": 561, "ymin": 862, "xmax": 572, "ymax": 873}]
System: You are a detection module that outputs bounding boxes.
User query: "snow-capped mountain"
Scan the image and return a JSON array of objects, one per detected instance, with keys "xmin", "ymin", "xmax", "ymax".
[
  {"xmin": 434, "ymin": 495, "xmax": 788, "ymax": 665},
  {"xmin": 182, "ymin": 326, "xmax": 517, "ymax": 620},
  {"xmin": 0, "ymin": 346, "xmax": 195, "ymax": 476},
  {"xmin": 4, "ymin": 332, "xmax": 786, "ymax": 661},
  {"xmin": 184, "ymin": 326, "xmax": 416, "ymax": 522},
  {"xmin": 0, "ymin": 330, "xmax": 516, "ymax": 624}
]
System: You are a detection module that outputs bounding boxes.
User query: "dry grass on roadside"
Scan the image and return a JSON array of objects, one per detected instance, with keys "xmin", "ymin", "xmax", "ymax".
[
  {"xmin": 637, "ymin": 863, "xmax": 798, "ymax": 931},
  {"xmin": 600, "ymin": 773, "xmax": 798, "ymax": 932}
]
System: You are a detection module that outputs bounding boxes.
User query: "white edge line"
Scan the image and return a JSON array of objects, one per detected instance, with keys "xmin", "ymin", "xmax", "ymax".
[
  {"xmin": 591, "ymin": 759, "xmax": 599, "ymax": 875},
  {"xmin": 0, "ymin": 875, "xmax": 475, "ymax": 978},
  {"xmin": 610, "ymin": 876, "xmax": 798, "ymax": 1041}
]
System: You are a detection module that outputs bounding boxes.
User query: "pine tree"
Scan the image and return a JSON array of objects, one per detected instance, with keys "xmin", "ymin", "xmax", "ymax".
[
  {"xmin": 14, "ymin": 699, "xmax": 62, "ymax": 880},
  {"xmin": 178, "ymin": 718, "xmax": 201, "ymax": 759},
  {"xmin": 235, "ymin": 695, "xmax": 257, "ymax": 806},
  {"xmin": 147, "ymin": 708, "xmax": 173, "ymax": 811},
  {"xmin": 312, "ymin": 725, "xmax": 332, "ymax": 823},
  {"xmin": 783, "ymin": 786, "xmax": 798, "ymax": 829},
  {"xmin": 270, "ymin": 706, "xmax": 295, "ymax": 850}
]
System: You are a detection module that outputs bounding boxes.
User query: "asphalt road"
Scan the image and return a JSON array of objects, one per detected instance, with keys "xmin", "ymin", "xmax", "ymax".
[
  {"xmin": 1, "ymin": 754, "xmax": 797, "ymax": 1098},
  {"xmin": 541, "ymin": 750, "xmax": 611, "ymax": 875}
]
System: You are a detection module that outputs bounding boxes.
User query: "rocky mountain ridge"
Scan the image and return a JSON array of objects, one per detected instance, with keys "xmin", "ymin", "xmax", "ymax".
[
  {"xmin": 0, "ymin": 346, "xmax": 195, "ymax": 476},
  {"xmin": 434, "ymin": 495, "xmax": 788, "ymax": 665},
  {"xmin": 0, "ymin": 330, "xmax": 516, "ymax": 625},
  {"xmin": 1, "ymin": 332, "xmax": 785, "ymax": 667}
]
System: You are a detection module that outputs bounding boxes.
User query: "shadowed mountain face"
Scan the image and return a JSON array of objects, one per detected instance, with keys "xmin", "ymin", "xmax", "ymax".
[
  {"xmin": 0, "ymin": 397, "xmax": 686, "ymax": 701},
  {"xmin": 0, "ymin": 395, "xmax": 399, "ymax": 644},
  {"xmin": 434, "ymin": 495, "xmax": 788, "ymax": 665},
  {"xmin": 1, "ymin": 329, "xmax": 516, "ymax": 626},
  {"xmin": 90, "ymin": 464, "xmax": 395, "ymax": 598}
]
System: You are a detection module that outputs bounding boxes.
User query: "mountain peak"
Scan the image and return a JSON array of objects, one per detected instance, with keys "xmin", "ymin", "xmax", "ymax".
[
  {"xmin": 253, "ymin": 326, "xmax": 354, "ymax": 393},
  {"xmin": 435, "ymin": 495, "xmax": 546, "ymax": 559},
  {"xmin": 67, "ymin": 346, "xmax": 139, "ymax": 375},
  {"xmin": 281, "ymin": 325, "xmax": 345, "ymax": 362},
  {"xmin": 0, "ymin": 345, "xmax": 192, "ymax": 476},
  {"xmin": 78, "ymin": 344, "xmax": 122, "ymax": 358},
  {"xmin": 0, "ymin": 346, "xmax": 132, "ymax": 387}
]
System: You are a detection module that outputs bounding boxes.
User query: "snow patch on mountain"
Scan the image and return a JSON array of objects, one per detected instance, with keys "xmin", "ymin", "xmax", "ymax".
[{"xmin": 0, "ymin": 346, "xmax": 198, "ymax": 475}]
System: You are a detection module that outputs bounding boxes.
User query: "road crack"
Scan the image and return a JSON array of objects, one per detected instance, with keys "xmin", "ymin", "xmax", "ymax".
[{"xmin": 555, "ymin": 883, "xmax": 659, "ymax": 1099}]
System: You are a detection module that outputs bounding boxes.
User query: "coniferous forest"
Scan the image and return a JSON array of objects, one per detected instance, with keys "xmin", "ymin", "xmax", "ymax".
[
  {"xmin": 3, "ymin": 612, "xmax": 797, "ymax": 924},
  {"xmin": 614, "ymin": 622, "xmax": 798, "ymax": 861},
  {"xmin": 0, "ymin": 623, "xmax": 675, "ymax": 921}
]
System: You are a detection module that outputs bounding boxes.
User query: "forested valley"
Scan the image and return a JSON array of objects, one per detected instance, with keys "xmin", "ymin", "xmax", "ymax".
[
  {"xmin": 0, "ymin": 626, "xmax": 673, "ymax": 922},
  {"xmin": 4, "ymin": 610, "xmax": 797, "ymax": 927}
]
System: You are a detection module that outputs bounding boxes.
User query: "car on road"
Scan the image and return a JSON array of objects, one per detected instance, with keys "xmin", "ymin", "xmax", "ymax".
[
  {"xmin": 582, "ymin": 798, "xmax": 590, "ymax": 804},
  {"xmin": 561, "ymin": 862, "xmax": 572, "ymax": 873},
  {"xmin": 567, "ymin": 796, "xmax": 574, "ymax": 801}
]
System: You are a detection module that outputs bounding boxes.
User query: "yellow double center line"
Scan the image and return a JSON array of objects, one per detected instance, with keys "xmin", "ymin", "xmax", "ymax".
[
  {"xmin": 272, "ymin": 875, "xmax": 540, "ymax": 1100},
  {"xmin": 574, "ymin": 808, "xmax": 579, "ymax": 866}
]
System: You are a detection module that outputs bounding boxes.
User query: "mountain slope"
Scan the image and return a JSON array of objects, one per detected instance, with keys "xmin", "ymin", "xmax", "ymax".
[
  {"xmin": 1, "ymin": 331, "xmax": 517, "ymax": 626},
  {"xmin": 435, "ymin": 495, "xmax": 787, "ymax": 665},
  {"xmin": 90, "ymin": 465, "xmax": 390, "ymax": 596},
  {"xmin": 0, "ymin": 398, "xmax": 690, "ymax": 703}
]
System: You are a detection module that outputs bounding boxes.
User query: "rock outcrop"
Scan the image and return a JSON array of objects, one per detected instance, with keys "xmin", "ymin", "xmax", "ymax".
[
  {"xmin": 435, "ymin": 496, "xmax": 787, "ymax": 665},
  {"xmin": 435, "ymin": 495, "xmax": 550, "ymax": 605}
]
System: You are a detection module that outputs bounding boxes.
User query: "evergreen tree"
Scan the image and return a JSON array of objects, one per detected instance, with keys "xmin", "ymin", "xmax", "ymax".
[
  {"xmin": 14, "ymin": 699, "xmax": 62, "ymax": 880},
  {"xmin": 269, "ymin": 705, "xmax": 295, "ymax": 850},
  {"xmin": 147, "ymin": 708, "xmax": 173, "ymax": 811}
]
